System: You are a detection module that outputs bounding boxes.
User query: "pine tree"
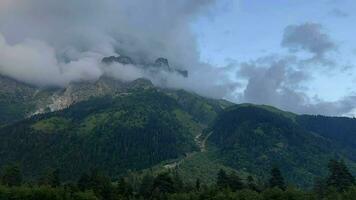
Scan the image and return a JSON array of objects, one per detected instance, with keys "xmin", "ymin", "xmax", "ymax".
[
  {"xmin": 39, "ymin": 169, "xmax": 60, "ymax": 187},
  {"xmin": 228, "ymin": 172, "xmax": 244, "ymax": 191},
  {"xmin": 152, "ymin": 172, "xmax": 175, "ymax": 194},
  {"xmin": 139, "ymin": 174, "xmax": 154, "ymax": 198},
  {"xmin": 326, "ymin": 159, "xmax": 355, "ymax": 191},
  {"xmin": 117, "ymin": 177, "xmax": 133, "ymax": 197},
  {"xmin": 1, "ymin": 164, "xmax": 22, "ymax": 187},
  {"xmin": 313, "ymin": 177, "xmax": 327, "ymax": 198},
  {"xmin": 77, "ymin": 172, "xmax": 91, "ymax": 191},
  {"xmin": 247, "ymin": 175, "xmax": 259, "ymax": 191},
  {"xmin": 217, "ymin": 169, "xmax": 229, "ymax": 189},
  {"xmin": 195, "ymin": 178, "xmax": 201, "ymax": 191},
  {"xmin": 268, "ymin": 167, "xmax": 286, "ymax": 190}
]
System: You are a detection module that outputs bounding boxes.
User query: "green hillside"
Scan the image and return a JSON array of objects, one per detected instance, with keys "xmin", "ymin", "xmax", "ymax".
[
  {"xmin": 208, "ymin": 104, "xmax": 356, "ymax": 187},
  {"xmin": 0, "ymin": 89, "xmax": 202, "ymax": 180},
  {"xmin": 0, "ymin": 75, "xmax": 37, "ymax": 126},
  {"xmin": 1, "ymin": 78, "xmax": 356, "ymax": 188}
]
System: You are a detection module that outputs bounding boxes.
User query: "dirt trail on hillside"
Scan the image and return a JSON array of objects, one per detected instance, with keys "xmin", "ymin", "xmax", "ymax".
[{"xmin": 164, "ymin": 132, "xmax": 212, "ymax": 169}]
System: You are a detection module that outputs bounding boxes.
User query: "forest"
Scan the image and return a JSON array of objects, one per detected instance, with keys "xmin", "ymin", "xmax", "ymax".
[{"xmin": 0, "ymin": 159, "xmax": 354, "ymax": 200}]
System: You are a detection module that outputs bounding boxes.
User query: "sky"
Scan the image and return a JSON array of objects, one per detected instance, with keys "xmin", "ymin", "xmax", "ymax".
[
  {"xmin": 0, "ymin": 0, "xmax": 355, "ymax": 116},
  {"xmin": 193, "ymin": 0, "xmax": 356, "ymax": 116}
]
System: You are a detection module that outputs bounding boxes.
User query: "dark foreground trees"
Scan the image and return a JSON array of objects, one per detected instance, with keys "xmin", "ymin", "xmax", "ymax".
[{"xmin": 0, "ymin": 159, "xmax": 354, "ymax": 200}]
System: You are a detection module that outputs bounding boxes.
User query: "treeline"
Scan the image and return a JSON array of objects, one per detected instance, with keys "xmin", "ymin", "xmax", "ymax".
[{"xmin": 0, "ymin": 160, "xmax": 355, "ymax": 200}]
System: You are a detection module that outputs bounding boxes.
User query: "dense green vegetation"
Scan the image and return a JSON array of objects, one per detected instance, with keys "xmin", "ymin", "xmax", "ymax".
[
  {"xmin": 208, "ymin": 105, "xmax": 356, "ymax": 187},
  {"xmin": 0, "ymin": 160, "xmax": 354, "ymax": 200},
  {"xmin": 0, "ymin": 89, "xmax": 200, "ymax": 180},
  {"xmin": 297, "ymin": 115, "xmax": 356, "ymax": 160},
  {"xmin": 165, "ymin": 89, "xmax": 233, "ymax": 125},
  {"xmin": 1, "ymin": 75, "xmax": 356, "ymax": 192}
]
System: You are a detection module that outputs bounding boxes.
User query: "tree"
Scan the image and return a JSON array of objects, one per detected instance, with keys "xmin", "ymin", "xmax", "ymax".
[
  {"xmin": 216, "ymin": 169, "xmax": 229, "ymax": 189},
  {"xmin": 195, "ymin": 178, "xmax": 201, "ymax": 191},
  {"xmin": 326, "ymin": 159, "xmax": 355, "ymax": 191},
  {"xmin": 152, "ymin": 172, "xmax": 176, "ymax": 194},
  {"xmin": 247, "ymin": 175, "xmax": 259, "ymax": 192},
  {"xmin": 38, "ymin": 168, "xmax": 60, "ymax": 187},
  {"xmin": 313, "ymin": 177, "xmax": 327, "ymax": 198},
  {"xmin": 117, "ymin": 177, "xmax": 133, "ymax": 198},
  {"xmin": 78, "ymin": 172, "xmax": 91, "ymax": 191},
  {"xmin": 139, "ymin": 174, "xmax": 154, "ymax": 198},
  {"xmin": 228, "ymin": 172, "xmax": 244, "ymax": 191},
  {"xmin": 1, "ymin": 164, "xmax": 22, "ymax": 187},
  {"xmin": 77, "ymin": 169, "xmax": 113, "ymax": 199},
  {"xmin": 268, "ymin": 167, "xmax": 286, "ymax": 190}
]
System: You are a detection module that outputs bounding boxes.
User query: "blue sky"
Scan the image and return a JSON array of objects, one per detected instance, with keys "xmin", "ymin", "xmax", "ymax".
[{"xmin": 192, "ymin": 0, "xmax": 356, "ymax": 106}]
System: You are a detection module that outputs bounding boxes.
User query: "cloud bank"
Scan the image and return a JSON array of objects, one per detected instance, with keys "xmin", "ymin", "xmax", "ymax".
[
  {"xmin": 0, "ymin": 2, "xmax": 355, "ymax": 116},
  {"xmin": 235, "ymin": 22, "xmax": 356, "ymax": 116},
  {"xmin": 0, "ymin": 0, "xmax": 237, "ymax": 98}
]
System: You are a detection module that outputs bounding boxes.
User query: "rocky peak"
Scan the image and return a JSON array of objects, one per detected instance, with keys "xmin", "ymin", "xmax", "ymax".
[
  {"xmin": 102, "ymin": 55, "xmax": 134, "ymax": 65},
  {"xmin": 154, "ymin": 57, "xmax": 171, "ymax": 71}
]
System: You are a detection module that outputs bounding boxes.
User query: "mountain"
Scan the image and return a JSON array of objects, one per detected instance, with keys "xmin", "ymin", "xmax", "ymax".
[
  {"xmin": 102, "ymin": 56, "xmax": 189, "ymax": 77},
  {"xmin": 0, "ymin": 75, "xmax": 356, "ymax": 188},
  {"xmin": 297, "ymin": 115, "xmax": 356, "ymax": 160},
  {"xmin": 0, "ymin": 75, "xmax": 230, "ymax": 180},
  {"xmin": 207, "ymin": 104, "xmax": 356, "ymax": 187},
  {"xmin": 0, "ymin": 75, "xmax": 155, "ymax": 126},
  {"xmin": 0, "ymin": 75, "xmax": 50, "ymax": 127},
  {"xmin": 0, "ymin": 89, "xmax": 201, "ymax": 180}
]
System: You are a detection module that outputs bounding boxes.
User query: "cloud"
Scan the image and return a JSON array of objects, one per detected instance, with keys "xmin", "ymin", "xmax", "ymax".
[
  {"xmin": 0, "ymin": 0, "xmax": 215, "ymax": 67},
  {"xmin": 328, "ymin": 8, "xmax": 349, "ymax": 18},
  {"xmin": 238, "ymin": 57, "xmax": 309, "ymax": 108},
  {"xmin": 0, "ymin": 0, "xmax": 239, "ymax": 99},
  {"xmin": 236, "ymin": 55, "xmax": 356, "ymax": 117},
  {"xmin": 0, "ymin": 34, "xmax": 103, "ymax": 87},
  {"xmin": 281, "ymin": 23, "xmax": 336, "ymax": 64}
]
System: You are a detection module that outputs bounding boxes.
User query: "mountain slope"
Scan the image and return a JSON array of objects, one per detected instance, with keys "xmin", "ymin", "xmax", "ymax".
[
  {"xmin": 0, "ymin": 75, "xmax": 50, "ymax": 127},
  {"xmin": 0, "ymin": 89, "xmax": 201, "ymax": 180},
  {"xmin": 207, "ymin": 105, "xmax": 356, "ymax": 187},
  {"xmin": 297, "ymin": 115, "xmax": 356, "ymax": 160},
  {"xmin": 1, "ymin": 75, "xmax": 356, "ymax": 188}
]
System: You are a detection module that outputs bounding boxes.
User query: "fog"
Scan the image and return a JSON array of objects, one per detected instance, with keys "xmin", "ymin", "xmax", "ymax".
[{"xmin": 0, "ymin": 0, "xmax": 236, "ymax": 98}]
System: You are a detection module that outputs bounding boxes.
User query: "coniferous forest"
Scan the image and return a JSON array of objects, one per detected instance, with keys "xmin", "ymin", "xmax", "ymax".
[{"xmin": 0, "ymin": 159, "xmax": 355, "ymax": 200}]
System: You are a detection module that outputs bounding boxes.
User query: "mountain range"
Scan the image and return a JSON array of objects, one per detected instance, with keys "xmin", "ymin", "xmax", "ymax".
[{"xmin": 0, "ymin": 71, "xmax": 355, "ymax": 188}]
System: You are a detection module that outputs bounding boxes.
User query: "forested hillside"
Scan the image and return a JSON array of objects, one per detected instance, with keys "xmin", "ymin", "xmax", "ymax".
[
  {"xmin": 208, "ymin": 105, "xmax": 356, "ymax": 187},
  {"xmin": 0, "ymin": 89, "xmax": 201, "ymax": 180},
  {"xmin": 1, "ymin": 77, "xmax": 356, "ymax": 189}
]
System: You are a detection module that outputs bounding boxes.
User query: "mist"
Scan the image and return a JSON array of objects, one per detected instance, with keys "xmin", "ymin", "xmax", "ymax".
[{"xmin": 0, "ymin": 0, "xmax": 236, "ymax": 98}]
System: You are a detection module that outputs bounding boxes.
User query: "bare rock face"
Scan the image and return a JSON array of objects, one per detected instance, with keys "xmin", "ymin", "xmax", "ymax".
[
  {"xmin": 154, "ymin": 57, "xmax": 171, "ymax": 71},
  {"xmin": 33, "ymin": 77, "xmax": 154, "ymax": 114},
  {"xmin": 0, "ymin": 73, "xmax": 155, "ymax": 122},
  {"xmin": 102, "ymin": 55, "xmax": 189, "ymax": 78},
  {"xmin": 102, "ymin": 56, "xmax": 134, "ymax": 65}
]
